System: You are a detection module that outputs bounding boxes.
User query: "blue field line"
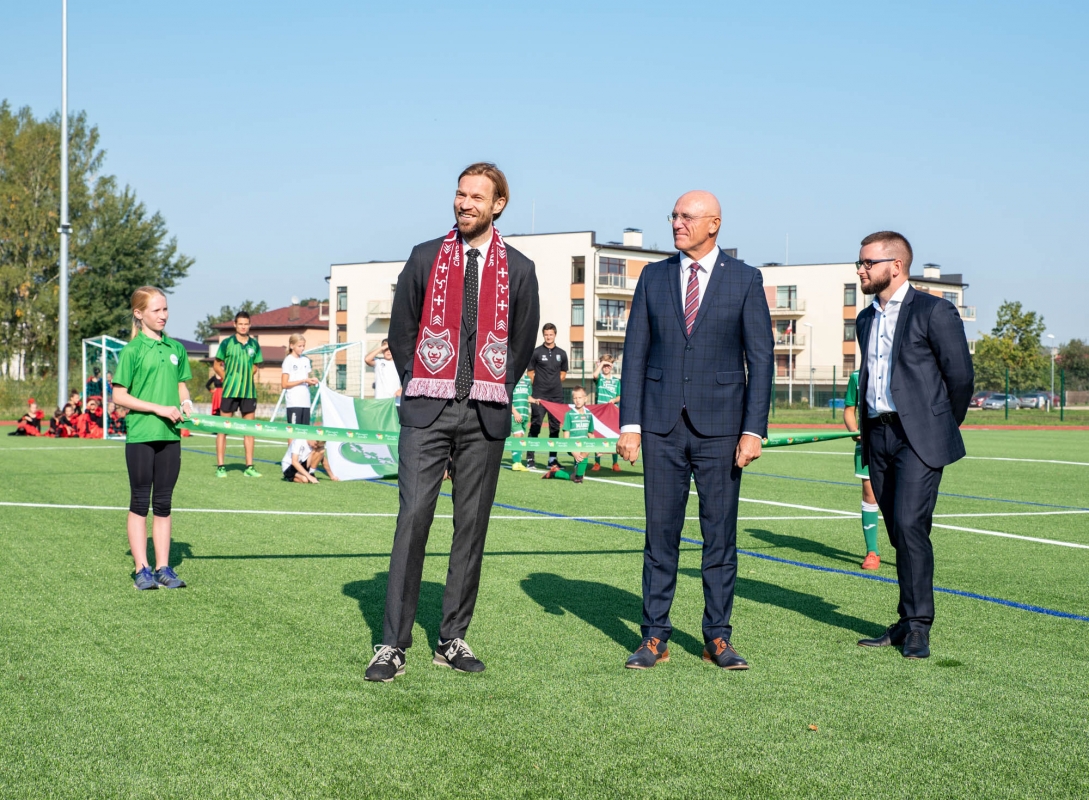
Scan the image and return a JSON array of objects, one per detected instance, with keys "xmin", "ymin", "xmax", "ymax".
[
  {"xmin": 745, "ymin": 471, "xmax": 1089, "ymax": 511},
  {"xmin": 181, "ymin": 446, "xmax": 1089, "ymax": 622}
]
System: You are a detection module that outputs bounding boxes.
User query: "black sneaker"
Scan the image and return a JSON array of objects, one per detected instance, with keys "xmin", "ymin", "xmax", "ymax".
[
  {"xmin": 133, "ymin": 567, "xmax": 158, "ymax": 591},
  {"xmin": 154, "ymin": 566, "xmax": 186, "ymax": 589},
  {"xmin": 364, "ymin": 645, "xmax": 406, "ymax": 682},
  {"xmin": 433, "ymin": 638, "xmax": 485, "ymax": 673}
]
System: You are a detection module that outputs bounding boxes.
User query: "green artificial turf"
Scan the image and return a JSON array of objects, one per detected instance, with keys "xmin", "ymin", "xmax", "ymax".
[{"xmin": 1, "ymin": 430, "xmax": 1087, "ymax": 798}]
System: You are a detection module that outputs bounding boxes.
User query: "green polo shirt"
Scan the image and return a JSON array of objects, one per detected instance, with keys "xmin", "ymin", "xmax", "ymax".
[
  {"xmin": 216, "ymin": 335, "xmax": 263, "ymax": 399},
  {"xmin": 113, "ymin": 332, "xmax": 192, "ymax": 443},
  {"xmin": 845, "ymin": 370, "xmax": 860, "ymax": 409}
]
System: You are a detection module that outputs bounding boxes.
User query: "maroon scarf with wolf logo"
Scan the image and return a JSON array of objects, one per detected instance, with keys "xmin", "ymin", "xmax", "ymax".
[{"xmin": 404, "ymin": 226, "xmax": 511, "ymax": 404}]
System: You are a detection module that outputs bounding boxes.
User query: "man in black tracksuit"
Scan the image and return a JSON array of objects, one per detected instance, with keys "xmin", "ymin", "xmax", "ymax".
[{"xmin": 527, "ymin": 322, "xmax": 567, "ymax": 469}]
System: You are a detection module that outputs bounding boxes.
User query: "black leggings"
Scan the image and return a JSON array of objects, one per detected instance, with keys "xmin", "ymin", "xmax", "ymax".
[{"xmin": 126, "ymin": 441, "xmax": 181, "ymax": 517}]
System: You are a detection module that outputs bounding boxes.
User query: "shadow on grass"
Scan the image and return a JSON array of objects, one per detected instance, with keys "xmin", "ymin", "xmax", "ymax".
[
  {"xmin": 520, "ymin": 572, "xmax": 705, "ymax": 658},
  {"xmin": 342, "ymin": 571, "xmax": 445, "ymax": 649},
  {"xmin": 187, "ymin": 547, "xmax": 651, "ymax": 561},
  {"xmin": 125, "ymin": 540, "xmax": 194, "ymax": 569},
  {"xmin": 679, "ymin": 567, "xmax": 885, "ymax": 637},
  {"xmin": 744, "ymin": 527, "xmax": 893, "ymax": 568}
]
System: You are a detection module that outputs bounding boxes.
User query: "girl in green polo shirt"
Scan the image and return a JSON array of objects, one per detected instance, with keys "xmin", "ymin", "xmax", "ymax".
[{"xmin": 112, "ymin": 286, "xmax": 194, "ymax": 591}]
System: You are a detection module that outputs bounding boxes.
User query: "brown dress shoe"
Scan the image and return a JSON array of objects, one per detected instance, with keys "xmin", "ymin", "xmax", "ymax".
[
  {"xmin": 625, "ymin": 637, "xmax": 669, "ymax": 669},
  {"xmin": 702, "ymin": 637, "xmax": 749, "ymax": 670}
]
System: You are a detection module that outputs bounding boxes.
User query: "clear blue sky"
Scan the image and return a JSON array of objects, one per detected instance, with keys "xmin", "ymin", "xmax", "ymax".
[{"xmin": 5, "ymin": 1, "xmax": 1087, "ymax": 344}]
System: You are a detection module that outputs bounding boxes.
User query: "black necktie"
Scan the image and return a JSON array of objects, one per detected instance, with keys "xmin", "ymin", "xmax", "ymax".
[{"xmin": 455, "ymin": 248, "xmax": 480, "ymax": 400}]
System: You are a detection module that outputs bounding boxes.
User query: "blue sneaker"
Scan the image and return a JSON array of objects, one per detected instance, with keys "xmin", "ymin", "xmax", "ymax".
[
  {"xmin": 134, "ymin": 567, "xmax": 158, "ymax": 590},
  {"xmin": 154, "ymin": 566, "xmax": 187, "ymax": 589}
]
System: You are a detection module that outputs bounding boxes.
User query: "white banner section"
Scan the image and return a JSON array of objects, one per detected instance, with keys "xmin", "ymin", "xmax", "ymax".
[{"xmin": 318, "ymin": 385, "xmax": 398, "ymax": 480}]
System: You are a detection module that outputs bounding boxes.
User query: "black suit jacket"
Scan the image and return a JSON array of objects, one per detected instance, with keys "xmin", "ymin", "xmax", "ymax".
[
  {"xmin": 388, "ymin": 234, "xmax": 540, "ymax": 440},
  {"xmin": 857, "ymin": 286, "xmax": 974, "ymax": 469}
]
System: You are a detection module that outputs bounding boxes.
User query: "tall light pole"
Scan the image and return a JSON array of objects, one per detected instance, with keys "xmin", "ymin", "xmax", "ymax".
[
  {"xmin": 803, "ymin": 322, "xmax": 813, "ymax": 408},
  {"xmin": 1047, "ymin": 333, "xmax": 1056, "ymax": 412},
  {"xmin": 56, "ymin": 0, "xmax": 71, "ymax": 410}
]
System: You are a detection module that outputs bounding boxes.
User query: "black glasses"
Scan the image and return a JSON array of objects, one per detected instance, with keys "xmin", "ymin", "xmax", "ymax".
[
  {"xmin": 855, "ymin": 258, "xmax": 895, "ymax": 270},
  {"xmin": 667, "ymin": 213, "xmax": 717, "ymax": 224}
]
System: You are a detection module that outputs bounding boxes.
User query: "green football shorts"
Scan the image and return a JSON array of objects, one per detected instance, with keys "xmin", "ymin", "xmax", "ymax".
[{"xmin": 854, "ymin": 442, "xmax": 870, "ymax": 480}]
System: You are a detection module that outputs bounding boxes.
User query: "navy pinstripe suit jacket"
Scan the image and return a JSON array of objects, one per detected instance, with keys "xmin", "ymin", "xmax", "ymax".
[{"xmin": 620, "ymin": 250, "xmax": 774, "ymax": 438}]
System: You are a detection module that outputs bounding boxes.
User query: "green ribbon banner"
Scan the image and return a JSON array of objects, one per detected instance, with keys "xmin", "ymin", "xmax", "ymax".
[{"xmin": 182, "ymin": 413, "xmax": 856, "ymax": 453}]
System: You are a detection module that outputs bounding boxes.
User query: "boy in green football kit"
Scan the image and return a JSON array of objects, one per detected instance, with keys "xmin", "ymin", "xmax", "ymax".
[
  {"xmin": 510, "ymin": 371, "xmax": 533, "ymax": 471},
  {"xmin": 542, "ymin": 386, "xmax": 594, "ymax": 483},
  {"xmin": 844, "ymin": 369, "xmax": 881, "ymax": 570},
  {"xmin": 214, "ymin": 311, "xmax": 264, "ymax": 478},
  {"xmin": 592, "ymin": 355, "xmax": 621, "ymax": 472}
]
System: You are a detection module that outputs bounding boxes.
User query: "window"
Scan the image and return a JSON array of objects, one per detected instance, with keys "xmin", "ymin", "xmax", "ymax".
[
  {"xmin": 571, "ymin": 300, "xmax": 584, "ymax": 327},
  {"xmin": 776, "ymin": 285, "xmax": 797, "ymax": 310},
  {"xmin": 336, "ymin": 364, "xmax": 347, "ymax": 391},
  {"xmin": 775, "ymin": 354, "xmax": 793, "ymax": 377},
  {"xmin": 598, "ymin": 257, "xmax": 626, "ymax": 288},
  {"xmin": 843, "ymin": 321, "xmax": 856, "ymax": 342},
  {"xmin": 942, "ymin": 291, "xmax": 959, "ymax": 305},
  {"xmin": 842, "ymin": 354, "xmax": 856, "ymax": 375},
  {"xmin": 597, "ymin": 300, "xmax": 626, "ymax": 330},
  {"xmin": 336, "ymin": 324, "xmax": 347, "ymax": 344},
  {"xmin": 843, "ymin": 284, "xmax": 857, "ymax": 307},
  {"xmin": 336, "ymin": 286, "xmax": 348, "ymax": 312},
  {"xmin": 570, "ymin": 342, "xmax": 584, "ymax": 371},
  {"xmin": 598, "ymin": 342, "xmax": 623, "ymax": 362},
  {"xmin": 571, "ymin": 256, "xmax": 585, "ymax": 284}
]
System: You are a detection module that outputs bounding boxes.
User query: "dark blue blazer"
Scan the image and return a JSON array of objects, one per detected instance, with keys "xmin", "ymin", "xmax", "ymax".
[
  {"xmin": 620, "ymin": 250, "xmax": 774, "ymax": 438},
  {"xmin": 857, "ymin": 286, "xmax": 974, "ymax": 470}
]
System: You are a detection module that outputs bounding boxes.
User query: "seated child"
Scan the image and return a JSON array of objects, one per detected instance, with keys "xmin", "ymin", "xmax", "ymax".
[
  {"xmin": 542, "ymin": 386, "xmax": 594, "ymax": 484},
  {"xmin": 281, "ymin": 439, "xmax": 340, "ymax": 483},
  {"xmin": 9, "ymin": 398, "xmax": 43, "ymax": 436}
]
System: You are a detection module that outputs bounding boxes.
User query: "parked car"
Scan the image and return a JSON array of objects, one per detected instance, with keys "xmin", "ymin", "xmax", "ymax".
[
  {"xmin": 969, "ymin": 391, "xmax": 996, "ymax": 408},
  {"xmin": 982, "ymin": 394, "xmax": 1021, "ymax": 410},
  {"xmin": 1019, "ymin": 392, "xmax": 1060, "ymax": 409}
]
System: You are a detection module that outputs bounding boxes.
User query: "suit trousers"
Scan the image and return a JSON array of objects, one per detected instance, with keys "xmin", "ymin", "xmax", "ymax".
[
  {"xmin": 642, "ymin": 410, "xmax": 741, "ymax": 644},
  {"xmin": 866, "ymin": 417, "xmax": 943, "ymax": 633},
  {"xmin": 382, "ymin": 397, "xmax": 505, "ymax": 648}
]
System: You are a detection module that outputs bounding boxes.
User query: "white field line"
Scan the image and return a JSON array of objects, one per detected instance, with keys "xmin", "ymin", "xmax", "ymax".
[
  {"xmin": 2, "ymin": 445, "xmax": 124, "ymax": 450},
  {"xmin": 580, "ymin": 476, "xmax": 1089, "ymax": 549},
  {"xmin": 762, "ymin": 450, "xmax": 1089, "ymax": 467},
  {"xmin": 934, "ymin": 510, "xmax": 1089, "ymax": 518}
]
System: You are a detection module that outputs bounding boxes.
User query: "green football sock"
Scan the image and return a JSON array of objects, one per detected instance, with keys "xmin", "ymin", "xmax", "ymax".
[
  {"xmin": 861, "ymin": 502, "xmax": 880, "ymax": 554},
  {"xmin": 595, "ymin": 455, "xmax": 601, "ymax": 465},
  {"xmin": 511, "ymin": 450, "xmax": 521, "ymax": 465},
  {"xmin": 612, "ymin": 453, "xmax": 619, "ymax": 465},
  {"xmin": 575, "ymin": 459, "xmax": 589, "ymax": 478}
]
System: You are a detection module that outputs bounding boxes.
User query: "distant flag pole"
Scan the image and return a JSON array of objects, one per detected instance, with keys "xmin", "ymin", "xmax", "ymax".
[{"xmin": 57, "ymin": 0, "xmax": 72, "ymax": 409}]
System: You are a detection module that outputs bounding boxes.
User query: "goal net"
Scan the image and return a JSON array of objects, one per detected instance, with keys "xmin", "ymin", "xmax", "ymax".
[
  {"xmin": 81, "ymin": 335, "xmax": 127, "ymax": 440},
  {"xmin": 269, "ymin": 341, "xmax": 366, "ymax": 422}
]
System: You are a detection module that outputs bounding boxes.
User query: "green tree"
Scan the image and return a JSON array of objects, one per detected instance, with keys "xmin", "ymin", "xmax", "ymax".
[
  {"xmin": 972, "ymin": 301, "xmax": 1047, "ymax": 392},
  {"xmin": 194, "ymin": 300, "xmax": 268, "ymax": 342},
  {"xmin": 0, "ymin": 101, "xmax": 190, "ymax": 375},
  {"xmin": 1056, "ymin": 339, "xmax": 1089, "ymax": 391}
]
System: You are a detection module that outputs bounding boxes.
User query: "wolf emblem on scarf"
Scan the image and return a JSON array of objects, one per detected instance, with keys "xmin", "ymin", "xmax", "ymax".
[
  {"xmin": 416, "ymin": 328, "xmax": 455, "ymax": 374},
  {"xmin": 478, "ymin": 332, "xmax": 508, "ymax": 381}
]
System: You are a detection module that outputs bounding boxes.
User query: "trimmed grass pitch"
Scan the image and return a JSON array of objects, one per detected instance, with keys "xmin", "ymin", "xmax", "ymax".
[{"xmin": 1, "ymin": 430, "xmax": 1087, "ymax": 798}]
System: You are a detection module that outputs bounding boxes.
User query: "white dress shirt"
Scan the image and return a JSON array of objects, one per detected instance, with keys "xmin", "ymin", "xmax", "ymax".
[
  {"xmin": 865, "ymin": 280, "xmax": 910, "ymax": 417},
  {"xmin": 621, "ymin": 246, "xmax": 760, "ymax": 441}
]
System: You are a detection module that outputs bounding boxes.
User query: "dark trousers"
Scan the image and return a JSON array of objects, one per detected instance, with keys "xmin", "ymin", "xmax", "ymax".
[
  {"xmin": 528, "ymin": 401, "xmax": 561, "ymax": 463},
  {"xmin": 382, "ymin": 398, "xmax": 505, "ymax": 649},
  {"xmin": 866, "ymin": 417, "xmax": 943, "ymax": 633},
  {"xmin": 642, "ymin": 411, "xmax": 741, "ymax": 644}
]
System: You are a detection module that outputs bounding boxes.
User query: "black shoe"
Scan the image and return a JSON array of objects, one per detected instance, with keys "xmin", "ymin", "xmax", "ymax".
[
  {"xmin": 901, "ymin": 630, "xmax": 930, "ymax": 659},
  {"xmin": 525, "ymin": 459, "xmax": 537, "ymax": 470},
  {"xmin": 625, "ymin": 637, "xmax": 669, "ymax": 669},
  {"xmin": 433, "ymin": 638, "xmax": 485, "ymax": 673},
  {"xmin": 702, "ymin": 637, "xmax": 750, "ymax": 670},
  {"xmin": 364, "ymin": 645, "xmax": 406, "ymax": 682},
  {"xmin": 858, "ymin": 623, "xmax": 908, "ymax": 648}
]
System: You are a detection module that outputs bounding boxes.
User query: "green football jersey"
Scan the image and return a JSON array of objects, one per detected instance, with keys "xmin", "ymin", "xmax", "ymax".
[
  {"xmin": 563, "ymin": 408, "xmax": 595, "ymax": 437},
  {"xmin": 844, "ymin": 370, "xmax": 861, "ymax": 409},
  {"xmin": 216, "ymin": 335, "xmax": 263, "ymax": 400},
  {"xmin": 512, "ymin": 374, "xmax": 532, "ymax": 414},
  {"xmin": 596, "ymin": 374, "xmax": 621, "ymax": 404},
  {"xmin": 113, "ymin": 332, "xmax": 192, "ymax": 443}
]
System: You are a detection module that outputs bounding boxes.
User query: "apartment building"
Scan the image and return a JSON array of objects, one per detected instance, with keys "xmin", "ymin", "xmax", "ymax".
[{"xmin": 328, "ymin": 237, "xmax": 971, "ymax": 401}]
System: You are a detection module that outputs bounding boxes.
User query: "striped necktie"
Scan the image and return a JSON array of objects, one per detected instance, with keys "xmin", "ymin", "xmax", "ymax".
[{"xmin": 684, "ymin": 262, "xmax": 700, "ymax": 334}]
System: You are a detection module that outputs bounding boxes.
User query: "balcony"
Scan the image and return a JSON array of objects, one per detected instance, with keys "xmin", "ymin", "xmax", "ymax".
[
  {"xmin": 768, "ymin": 299, "xmax": 806, "ymax": 318},
  {"xmin": 958, "ymin": 305, "xmax": 976, "ymax": 321},
  {"xmin": 595, "ymin": 317, "xmax": 627, "ymax": 338},
  {"xmin": 773, "ymin": 333, "xmax": 805, "ymax": 351},
  {"xmin": 596, "ymin": 274, "xmax": 634, "ymax": 296},
  {"xmin": 367, "ymin": 300, "xmax": 392, "ymax": 323}
]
